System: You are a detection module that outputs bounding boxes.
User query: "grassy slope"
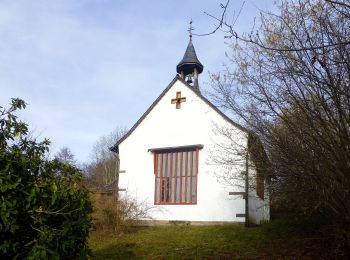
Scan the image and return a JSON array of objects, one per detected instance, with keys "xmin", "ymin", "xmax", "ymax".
[{"xmin": 89, "ymin": 220, "xmax": 322, "ymax": 259}]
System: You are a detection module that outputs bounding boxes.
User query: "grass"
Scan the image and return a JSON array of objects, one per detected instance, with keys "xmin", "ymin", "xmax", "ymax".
[{"xmin": 89, "ymin": 220, "xmax": 324, "ymax": 259}]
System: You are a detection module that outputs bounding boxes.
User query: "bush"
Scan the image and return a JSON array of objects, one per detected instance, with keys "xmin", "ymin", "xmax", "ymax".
[
  {"xmin": 0, "ymin": 99, "xmax": 92, "ymax": 259},
  {"xmin": 91, "ymin": 191, "xmax": 151, "ymax": 233},
  {"xmin": 91, "ymin": 192, "xmax": 119, "ymax": 232}
]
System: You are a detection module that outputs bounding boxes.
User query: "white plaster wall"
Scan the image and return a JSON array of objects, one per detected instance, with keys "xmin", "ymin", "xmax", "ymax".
[
  {"xmin": 118, "ymin": 79, "xmax": 248, "ymax": 222},
  {"xmin": 247, "ymin": 166, "xmax": 270, "ymax": 224}
]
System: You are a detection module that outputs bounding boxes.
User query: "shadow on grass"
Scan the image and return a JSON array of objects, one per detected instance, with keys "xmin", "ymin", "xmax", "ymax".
[
  {"xmin": 90, "ymin": 220, "xmax": 331, "ymax": 259},
  {"xmin": 92, "ymin": 242, "xmax": 140, "ymax": 260}
]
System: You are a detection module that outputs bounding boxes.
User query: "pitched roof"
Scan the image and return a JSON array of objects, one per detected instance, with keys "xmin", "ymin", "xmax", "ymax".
[{"xmin": 111, "ymin": 75, "xmax": 249, "ymax": 151}]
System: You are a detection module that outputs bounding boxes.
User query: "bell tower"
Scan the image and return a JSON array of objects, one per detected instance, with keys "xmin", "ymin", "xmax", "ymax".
[{"xmin": 176, "ymin": 20, "xmax": 203, "ymax": 93}]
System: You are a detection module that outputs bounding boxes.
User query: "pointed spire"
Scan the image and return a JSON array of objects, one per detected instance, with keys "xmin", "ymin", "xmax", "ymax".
[
  {"xmin": 176, "ymin": 39, "xmax": 203, "ymax": 75},
  {"xmin": 176, "ymin": 20, "xmax": 203, "ymax": 75},
  {"xmin": 176, "ymin": 20, "xmax": 203, "ymax": 92}
]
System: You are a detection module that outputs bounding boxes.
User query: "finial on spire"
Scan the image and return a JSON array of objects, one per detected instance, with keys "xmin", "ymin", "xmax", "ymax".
[
  {"xmin": 177, "ymin": 21, "xmax": 203, "ymax": 92},
  {"xmin": 187, "ymin": 19, "xmax": 194, "ymax": 39}
]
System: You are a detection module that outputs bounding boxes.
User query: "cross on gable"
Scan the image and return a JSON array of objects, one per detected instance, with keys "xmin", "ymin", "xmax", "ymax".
[{"xmin": 171, "ymin": 91, "xmax": 186, "ymax": 109}]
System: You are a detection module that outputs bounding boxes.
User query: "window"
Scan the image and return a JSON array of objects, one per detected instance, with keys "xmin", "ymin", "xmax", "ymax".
[{"xmin": 149, "ymin": 145, "xmax": 202, "ymax": 205}]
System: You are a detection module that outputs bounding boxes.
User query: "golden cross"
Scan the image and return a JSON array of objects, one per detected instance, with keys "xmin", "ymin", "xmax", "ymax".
[{"xmin": 171, "ymin": 91, "xmax": 186, "ymax": 109}]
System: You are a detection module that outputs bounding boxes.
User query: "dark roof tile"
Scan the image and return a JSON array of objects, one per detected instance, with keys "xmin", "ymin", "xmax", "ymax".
[{"xmin": 176, "ymin": 39, "xmax": 203, "ymax": 74}]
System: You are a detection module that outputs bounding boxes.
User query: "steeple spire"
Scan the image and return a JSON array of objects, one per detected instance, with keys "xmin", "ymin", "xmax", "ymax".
[{"xmin": 177, "ymin": 20, "xmax": 203, "ymax": 93}]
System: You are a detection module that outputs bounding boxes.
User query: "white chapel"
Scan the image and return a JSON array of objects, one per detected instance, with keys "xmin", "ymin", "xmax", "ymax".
[{"xmin": 113, "ymin": 32, "xmax": 270, "ymax": 225}]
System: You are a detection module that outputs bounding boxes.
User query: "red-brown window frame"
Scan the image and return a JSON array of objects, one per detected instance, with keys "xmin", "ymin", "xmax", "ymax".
[{"xmin": 149, "ymin": 145, "xmax": 203, "ymax": 205}]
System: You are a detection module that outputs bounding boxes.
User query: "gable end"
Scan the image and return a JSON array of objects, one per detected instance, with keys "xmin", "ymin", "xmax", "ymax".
[{"xmin": 111, "ymin": 75, "xmax": 249, "ymax": 152}]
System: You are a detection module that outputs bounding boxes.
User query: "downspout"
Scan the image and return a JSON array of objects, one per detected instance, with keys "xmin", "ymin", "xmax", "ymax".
[
  {"xmin": 245, "ymin": 139, "xmax": 249, "ymax": 227},
  {"xmin": 114, "ymin": 151, "xmax": 120, "ymax": 202},
  {"xmin": 111, "ymin": 145, "xmax": 120, "ymax": 230}
]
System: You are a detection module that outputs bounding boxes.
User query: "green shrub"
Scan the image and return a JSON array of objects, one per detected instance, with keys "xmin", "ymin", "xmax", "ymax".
[{"xmin": 0, "ymin": 98, "xmax": 92, "ymax": 259}]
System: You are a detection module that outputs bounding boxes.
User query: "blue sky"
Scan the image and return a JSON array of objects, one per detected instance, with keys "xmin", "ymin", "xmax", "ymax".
[{"xmin": 0, "ymin": 0, "xmax": 275, "ymax": 163}]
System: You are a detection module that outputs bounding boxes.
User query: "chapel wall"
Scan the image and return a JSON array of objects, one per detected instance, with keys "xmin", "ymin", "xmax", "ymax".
[
  {"xmin": 247, "ymin": 165, "xmax": 270, "ymax": 224},
  {"xmin": 118, "ymin": 80, "xmax": 248, "ymax": 222}
]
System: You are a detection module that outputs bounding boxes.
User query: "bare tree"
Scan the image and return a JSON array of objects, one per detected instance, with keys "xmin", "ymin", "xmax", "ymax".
[
  {"xmin": 55, "ymin": 146, "xmax": 76, "ymax": 165},
  {"xmin": 207, "ymin": 0, "xmax": 349, "ymax": 253},
  {"xmin": 198, "ymin": 0, "xmax": 350, "ymax": 51},
  {"xmin": 85, "ymin": 127, "xmax": 156, "ymax": 232},
  {"xmin": 89, "ymin": 127, "xmax": 127, "ymax": 189}
]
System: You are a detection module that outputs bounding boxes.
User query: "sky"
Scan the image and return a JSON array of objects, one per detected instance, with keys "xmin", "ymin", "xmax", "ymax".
[{"xmin": 0, "ymin": 0, "xmax": 275, "ymax": 163}]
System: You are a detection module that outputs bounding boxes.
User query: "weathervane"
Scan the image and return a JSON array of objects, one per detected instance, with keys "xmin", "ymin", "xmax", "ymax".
[{"xmin": 187, "ymin": 19, "xmax": 195, "ymax": 38}]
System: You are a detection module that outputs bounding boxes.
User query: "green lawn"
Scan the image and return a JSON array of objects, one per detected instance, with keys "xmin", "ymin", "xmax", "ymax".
[{"xmin": 89, "ymin": 220, "xmax": 322, "ymax": 259}]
